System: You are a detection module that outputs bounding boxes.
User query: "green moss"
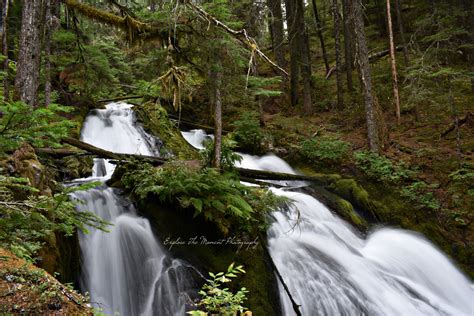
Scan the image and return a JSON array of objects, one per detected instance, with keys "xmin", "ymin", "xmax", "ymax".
[
  {"xmin": 134, "ymin": 102, "xmax": 199, "ymax": 160},
  {"xmin": 309, "ymin": 186, "xmax": 368, "ymax": 230}
]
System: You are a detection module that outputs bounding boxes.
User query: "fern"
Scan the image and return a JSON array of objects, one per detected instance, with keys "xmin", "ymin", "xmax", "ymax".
[{"xmin": 121, "ymin": 161, "xmax": 286, "ymax": 234}]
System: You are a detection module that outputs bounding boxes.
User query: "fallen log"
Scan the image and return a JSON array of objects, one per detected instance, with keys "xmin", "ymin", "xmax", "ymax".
[
  {"xmin": 60, "ymin": 138, "xmax": 336, "ymax": 184},
  {"xmin": 61, "ymin": 137, "xmax": 167, "ymax": 165},
  {"xmin": 440, "ymin": 112, "xmax": 473, "ymax": 138},
  {"xmin": 35, "ymin": 148, "xmax": 87, "ymax": 156},
  {"xmin": 326, "ymin": 46, "xmax": 403, "ymax": 79},
  {"xmin": 235, "ymin": 168, "xmax": 336, "ymax": 186},
  {"xmin": 97, "ymin": 95, "xmax": 144, "ymax": 103}
]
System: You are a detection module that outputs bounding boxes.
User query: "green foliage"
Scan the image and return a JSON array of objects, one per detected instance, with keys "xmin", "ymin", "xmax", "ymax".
[
  {"xmin": 400, "ymin": 181, "xmax": 441, "ymax": 211},
  {"xmin": 354, "ymin": 151, "xmax": 414, "ymax": 184},
  {"xmin": 121, "ymin": 161, "xmax": 285, "ymax": 234},
  {"xmin": 200, "ymin": 136, "xmax": 243, "ymax": 171},
  {"xmin": 52, "ymin": 29, "xmax": 133, "ymax": 99},
  {"xmin": 0, "ymin": 174, "xmax": 109, "ymax": 261},
  {"xmin": 232, "ymin": 112, "xmax": 266, "ymax": 154},
  {"xmin": 246, "ymin": 76, "xmax": 282, "ymax": 98},
  {"xmin": 300, "ymin": 136, "xmax": 350, "ymax": 164},
  {"xmin": 188, "ymin": 263, "xmax": 249, "ymax": 315},
  {"xmin": 0, "ymin": 100, "xmax": 76, "ymax": 154}
]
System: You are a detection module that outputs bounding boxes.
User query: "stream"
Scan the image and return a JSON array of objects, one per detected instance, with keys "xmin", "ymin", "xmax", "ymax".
[
  {"xmin": 71, "ymin": 103, "xmax": 472, "ymax": 316},
  {"xmin": 182, "ymin": 129, "xmax": 474, "ymax": 316}
]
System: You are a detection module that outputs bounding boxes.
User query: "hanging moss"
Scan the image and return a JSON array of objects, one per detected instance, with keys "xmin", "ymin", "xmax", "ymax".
[{"xmin": 64, "ymin": 0, "xmax": 166, "ymax": 42}]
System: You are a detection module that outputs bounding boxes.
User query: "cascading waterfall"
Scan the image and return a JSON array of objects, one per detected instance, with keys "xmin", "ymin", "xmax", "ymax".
[
  {"xmin": 182, "ymin": 129, "xmax": 473, "ymax": 316},
  {"xmin": 71, "ymin": 103, "xmax": 196, "ymax": 315}
]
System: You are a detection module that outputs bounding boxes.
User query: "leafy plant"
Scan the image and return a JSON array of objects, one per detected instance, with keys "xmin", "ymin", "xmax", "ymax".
[
  {"xmin": 188, "ymin": 263, "xmax": 249, "ymax": 316},
  {"xmin": 354, "ymin": 151, "xmax": 414, "ymax": 184},
  {"xmin": 121, "ymin": 161, "xmax": 285, "ymax": 234},
  {"xmin": 300, "ymin": 136, "xmax": 350, "ymax": 164},
  {"xmin": 0, "ymin": 174, "xmax": 109, "ymax": 261},
  {"xmin": 400, "ymin": 181, "xmax": 441, "ymax": 211},
  {"xmin": 200, "ymin": 136, "xmax": 243, "ymax": 171},
  {"xmin": 0, "ymin": 100, "xmax": 76, "ymax": 155},
  {"xmin": 232, "ymin": 111, "xmax": 266, "ymax": 154}
]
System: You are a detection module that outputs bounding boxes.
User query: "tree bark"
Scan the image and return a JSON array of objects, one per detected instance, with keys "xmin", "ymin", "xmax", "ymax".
[
  {"xmin": 342, "ymin": 0, "xmax": 353, "ymax": 91},
  {"xmin": 393, "ymin": 0, "xmax": 409, "ymax": 67},
  {"xmin": 14, "ymin": 0, "xmax": 43, "ymax": 106},
  {"xmin": 210, "ymin": 61, "xmax": 222, "ymax": 170},
  {"xmin": 311, "ymin": 0, "xmax": 330, "ymax": 74},
  {"xmin": 332, "ymin": 0, "xmax": 344, "ymax": 109},
  {"xmin": 350, "ymin": 0, "xmax": 380, "ymax": 152},
  {"xmin": 267, "ymin": 0, "xmax": 286, "ymax": 70},
  {"xmin": 386, "ymin": 0, "xmax": 401, "ymax": 124},
  {"xmin": 44, "ymin": 0, "xmax": 52, "ymax": 106},
  {"xmin": 284, "ymin": 0, "xmax": 300, "ymax": 107},
  {"xmin": 1, "ymin": 0, "xmax": 8, "ymax": 100}
]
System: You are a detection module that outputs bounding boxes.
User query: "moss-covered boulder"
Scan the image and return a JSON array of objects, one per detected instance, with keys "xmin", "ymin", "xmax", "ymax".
[
  {"xmin": 134, "ymin": 101, "xmax": 199, "ymax": 159},
  {"xmin": 135, "ymin": 196, "xmax": 281, "ymax": 315}
]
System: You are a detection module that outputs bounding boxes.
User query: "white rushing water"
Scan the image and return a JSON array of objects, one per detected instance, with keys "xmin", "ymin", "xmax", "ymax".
[
  {"xmin": 183, "ymin": 129, "xmax": 474, "ymax": 316},
  {"xmin": 72, "ymin": 103, "xmax": 196, "ymax": 315}
]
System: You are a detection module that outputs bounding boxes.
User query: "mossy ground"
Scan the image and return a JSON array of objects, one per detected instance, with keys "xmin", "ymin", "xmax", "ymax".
[{"xmin": 0, "ymin": 247, "xmax": 92, "ymax": 315}]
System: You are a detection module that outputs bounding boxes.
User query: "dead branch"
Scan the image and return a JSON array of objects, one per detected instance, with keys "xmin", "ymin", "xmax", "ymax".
[
  {"xmin": 184, "ymin": 0, "xmax": 288, "ymax": 77},
  {"xmin": 326, "ymin": 46, "xmax": 404, "ymax": 79}
]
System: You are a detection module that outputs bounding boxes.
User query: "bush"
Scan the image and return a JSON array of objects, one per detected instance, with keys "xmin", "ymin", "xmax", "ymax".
[
  {"xmin": 200, "ymin": 135, "xmax": 242, "ymax": 171},
  {"xmin": 300, "ymin": 136, "xmax": 350, "ymax": 164},
  {"xmin": 188, "ymin": 263, "xmax": 249, "ymax": 316},
  {"xmin": 0, "ymin": 100, "xmax": 76, "ymax": 155},
  {"xmin": 400, "ymin": 181, "xmax": 441, "ymax": 211},
  {"xmin": 121, "ymin": 161, "xmax": 286, "ymax": 234},
  {"xmin": 0, "ymin": 174, "xmax": 109, "ymax": 261},
  {"xmin": 232, "ymin": 112, "xmax": 265, "ymax": 154},
  {"xmin": 354, "ymin": 151, "xmax": 414, "ymax": 184}
]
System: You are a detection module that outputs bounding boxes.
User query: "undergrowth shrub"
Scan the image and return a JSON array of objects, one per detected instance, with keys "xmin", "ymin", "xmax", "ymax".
[
  {"xmin": 188, "ymin": 263, "xmax": 249, "ymax": 316},
  {"xmin": 0, "ymin": 100, "xmax": 76, "ymax": 154},
  {"xmin": 300, "ymin": 136, "xmax": 350, "ymax": 164},
  {"xmin": 0, "ymin": 174, "xmax": 109, "ymax": 261},
  {"xmin": 232, "ymin": 112, "xmax": 266, "ymax": 154},
  {"xmin": 400, "ymin": 181, "xmax": 441, "ymax": 211},
  {"xmin": 354, "ymin": 151, "xmax": 414, "ymax": 184},
  {"xmin": 121, "ymin": 161, "xmax": 286, "ymax": 234},
  {"xmin": 200, "ymin": 135, "xmax": 243, "ymax": 170}
]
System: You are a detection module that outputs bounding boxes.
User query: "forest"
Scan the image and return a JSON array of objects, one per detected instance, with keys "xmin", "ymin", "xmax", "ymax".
[{"xmin": 0, "ymin": 0, "xmax": 473, "ymax": 315}]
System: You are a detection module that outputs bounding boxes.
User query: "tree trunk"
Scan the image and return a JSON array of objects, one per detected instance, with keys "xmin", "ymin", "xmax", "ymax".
[
  {"xmin": 394, "ymin": 0, "xmax": 409, "ymax": 67},
  {"xmin": 284, "ymin": 0, "xmax": 300, "ymax": 107},
  {"xmin": 342, "ymin": 0, "xmax": 353, "ymax": 91},
  {"xmin": 44, "ymin": 0, "xmax": 52, "ymax": 106},
  {"xmin": 311, "ymin": 0, "xmax": 330, "ymax": 74},
  {"xmin": 332, "ymin": 0, "xmax": 344, "ymax": 109},
  {"xmin": 350, "ymin": 0, "xmax": 380, "ymax": 152},
  {"xmin": 1, "ymin": 0, "xmax": 8, "ymax": 100},
  {"xmin": 296, "ymin": 0, "xmax": 313, "ymax": 114},
  {"xmin": 14, "ymin": 0, "xmax": 43, "ymax": 106},
  {"xmin": 267, "ymin": 0, "xmax": 286, "ymax": 70},
  {"xmin": 386, "ymin": 0, "xmax": 401, "ymax": 124},
  {"xmin": 210, "ymin": 62, "xmax": 222, "ymax": 170}
]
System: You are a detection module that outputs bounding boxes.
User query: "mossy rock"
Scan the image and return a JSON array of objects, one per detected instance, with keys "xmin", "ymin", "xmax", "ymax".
[
  {"xmin": 133, "ymin": 102, "xmax": 199, "ymax": 160},
  {"xmin": 307, "ymin": 186, "xmax": 368, "ymax": 230},
  {"xmin": 136, "ymin": 197, "xmax": 281, "ymax": 315}
]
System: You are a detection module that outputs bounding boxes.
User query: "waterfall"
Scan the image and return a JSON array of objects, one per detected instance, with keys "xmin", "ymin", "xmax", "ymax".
[
  {"xmin": 182, "ymin": 129, "xmax": 474, "ymax": 316},
  {"xmin": 71, "ymin": 103, "xmax": 196, "ymax": 315}
]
